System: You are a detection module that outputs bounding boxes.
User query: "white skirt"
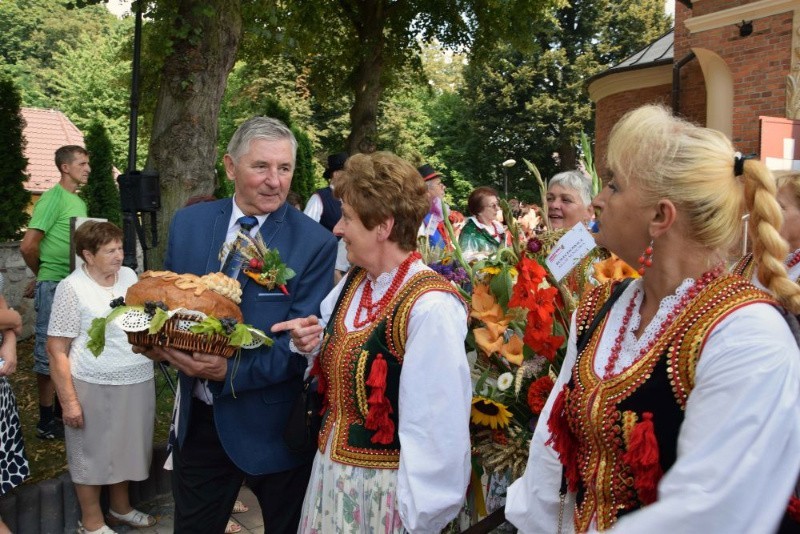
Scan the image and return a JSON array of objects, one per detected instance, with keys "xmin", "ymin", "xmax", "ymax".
[{"xmin": 66, "ymin": 378, "xmax": 155, "ymax": 485}]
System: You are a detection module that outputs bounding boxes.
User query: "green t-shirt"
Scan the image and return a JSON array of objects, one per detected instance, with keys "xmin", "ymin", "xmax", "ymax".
[{"xmin": 28, "ymin": 184, "xmax": 87, "ymax": 282}]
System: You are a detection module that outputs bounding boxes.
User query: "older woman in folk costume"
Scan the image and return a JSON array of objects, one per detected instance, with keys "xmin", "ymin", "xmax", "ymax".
[
  {"xmin": 273, "ymin": 152, "xmax": 471, "ymax": 533},
  {"xmin": 505, "ymin": 104, "xmax": 800, "ymax": 533}
]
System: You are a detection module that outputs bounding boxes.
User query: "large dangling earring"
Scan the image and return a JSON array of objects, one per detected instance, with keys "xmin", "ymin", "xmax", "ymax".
[{"xmin": 637, "ymin": 240, "xmax": 654, "ymax": 276}]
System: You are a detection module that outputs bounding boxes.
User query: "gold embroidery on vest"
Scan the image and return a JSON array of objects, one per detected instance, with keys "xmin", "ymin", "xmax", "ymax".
[{"xmin": 568, "ymin": 275, "xmax": 774, "ymax": 532}]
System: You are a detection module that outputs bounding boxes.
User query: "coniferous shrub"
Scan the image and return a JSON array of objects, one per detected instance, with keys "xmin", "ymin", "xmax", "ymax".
[
  {"xmin": 81, "ymin": 121, "xmax": 121, "ymax": 226},
  {"xmin": 0, "ymin": 76, "xmax": 31, "ymax": 241}
]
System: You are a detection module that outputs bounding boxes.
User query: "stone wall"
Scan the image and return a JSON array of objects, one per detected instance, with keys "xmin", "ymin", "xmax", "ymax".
[{"xmin": 0, "ymin": 242, "xmax": 35, "ymax": 340}]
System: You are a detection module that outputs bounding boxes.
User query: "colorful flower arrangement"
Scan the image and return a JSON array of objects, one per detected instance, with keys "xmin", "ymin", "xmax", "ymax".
[
  {"xmin": 425, "ymin": 189, "xmax": 636, "ymax": 486},
  {"xmin": 222, "ymin": 231, "xmax": 296, "ymax": 294}
]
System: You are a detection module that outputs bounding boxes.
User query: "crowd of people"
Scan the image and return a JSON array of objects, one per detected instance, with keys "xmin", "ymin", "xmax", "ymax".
[{"xmin": 0, "ymin": 104, "xmax": 798, "ymax": 534}]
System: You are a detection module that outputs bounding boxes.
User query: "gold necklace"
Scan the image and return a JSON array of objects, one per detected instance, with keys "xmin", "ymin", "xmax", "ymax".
[{"xmin": 82, "ymin": 264, "xmax": 118, "ymax": 298}]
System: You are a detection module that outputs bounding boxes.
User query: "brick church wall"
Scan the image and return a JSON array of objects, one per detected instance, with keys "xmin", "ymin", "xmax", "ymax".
[
  {"xmin": 674, "ymin": 2, "xmax": 793, "ymax": 154},
  {"xmin": 593, "ymin": 1, "xmax": 795, "ymax": 167},
  {"xmin": 594, "ymin": 85, "xmax": 672, "ymax": 174}
]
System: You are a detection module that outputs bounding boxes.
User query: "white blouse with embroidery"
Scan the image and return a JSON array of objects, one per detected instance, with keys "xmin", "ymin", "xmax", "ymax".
[
  {"xmin": 505, "ymin": 277, "xmax": 800, "ymax": 533},
  {"xmin": 48, "ymin": 266, "xmax": 153, "ymax": 385}
]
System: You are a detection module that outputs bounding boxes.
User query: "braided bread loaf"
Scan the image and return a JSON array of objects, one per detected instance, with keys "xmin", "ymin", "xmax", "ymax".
[{"xmin": 125, "ymin": 270, "xmax": 243, "ymax": 322}]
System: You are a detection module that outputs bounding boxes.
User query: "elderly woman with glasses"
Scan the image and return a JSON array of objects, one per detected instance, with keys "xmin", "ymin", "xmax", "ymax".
[{"xmin": 459, "ymin": 186, "xmax": 509, "ymax": 260}]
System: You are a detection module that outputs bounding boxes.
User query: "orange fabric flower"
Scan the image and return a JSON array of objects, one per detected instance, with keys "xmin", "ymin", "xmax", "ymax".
[{"xmin": 500, "ymin": 334, "xmax": 525, "ymax": 365}]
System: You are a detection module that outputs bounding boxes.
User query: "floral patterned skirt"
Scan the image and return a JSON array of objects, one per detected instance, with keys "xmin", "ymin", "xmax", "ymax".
[{"xmin": 298, "ymin": 443, "xmax": 403, "ymax": 534}]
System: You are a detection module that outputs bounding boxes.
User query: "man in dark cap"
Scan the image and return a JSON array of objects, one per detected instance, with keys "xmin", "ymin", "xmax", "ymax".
[
  {"xmin": 417, "ymin": 163, "xmax": 449, "ymax": 248},
  {"xmin": 304, "ymin": 152, "xmax": 347, "ymax": 233}
]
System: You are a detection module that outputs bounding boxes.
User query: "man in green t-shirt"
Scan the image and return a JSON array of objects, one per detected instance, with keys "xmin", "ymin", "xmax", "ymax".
[{"xmin": 20, "ymin": 145, "xmax": 89, "ymax": 440}]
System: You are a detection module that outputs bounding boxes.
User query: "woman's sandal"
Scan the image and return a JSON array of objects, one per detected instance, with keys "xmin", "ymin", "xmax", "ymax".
[
  {"xmin": 225, "ymin": 518, "xmax": 242, "ymax": 533},
  {"xmin": 232, "ymin": 500, "xmax": 249, "ymax": 514},
  {"xmin": 105, "ymin": 508, "xmax": 157, "ymax": 528},
  {"xmin": 77, "ymin": 522, "xmax": 117, "ymax": 534}
]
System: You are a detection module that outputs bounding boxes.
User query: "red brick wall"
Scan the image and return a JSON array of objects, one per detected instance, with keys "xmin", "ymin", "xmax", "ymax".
[
  {"xmin": 693, "ymin": 0, "xmax": 753, "ymax": 17},
  {"xmin": 652, "ymin": 1, "xmax": 792, "ymax": 155},
  {"xmin": 594, "ymin": 84, "xmax": 672, "ymax": 175}
]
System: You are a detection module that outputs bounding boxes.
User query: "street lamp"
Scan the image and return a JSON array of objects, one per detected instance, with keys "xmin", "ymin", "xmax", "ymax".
[{"xmin": 501, "ymin": 158, "xmax": 517, "ymax": 198}]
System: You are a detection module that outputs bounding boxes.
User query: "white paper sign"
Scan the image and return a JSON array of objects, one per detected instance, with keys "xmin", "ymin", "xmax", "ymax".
[{"xmin": 546, "ymin": 222, "xmax": 597, "ymax": 282}]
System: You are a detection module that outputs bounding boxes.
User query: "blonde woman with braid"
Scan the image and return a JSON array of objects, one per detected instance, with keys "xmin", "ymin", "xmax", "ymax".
[
  {"xmin": 505, "ymin": 104, "xmax": 800, "ymax": 533},
  {"xmin": 733, "ymin": 170, "xmax": 800, "ymax": 286}
]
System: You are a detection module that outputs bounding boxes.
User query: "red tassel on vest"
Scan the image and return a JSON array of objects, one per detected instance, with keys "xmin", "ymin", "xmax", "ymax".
[
  {"xmin": 623, "ymin": 411, "xmax": 663, "ymax": 504},
  {"xmin": 546, "ymin": 385, "xmax": 579, "ymax": 491},
  {"xmin": 365, "ymin": 353, "xmax": 395, "ymax": 444},
  {"xmin": 788, "ymin": 496, "xmax": 800, "ymax": 523},
  {"xmin": 309, "ymin": 357, "xmax": 327, "ymax": 414}
]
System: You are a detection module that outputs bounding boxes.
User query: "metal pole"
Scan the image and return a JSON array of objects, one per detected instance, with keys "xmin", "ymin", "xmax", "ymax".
[
  {"xmin": 127, "ymin": 0, "xmax": 142, "ymax": 174},
  {"xmin": 121, "ymin": 0, "xmax": 143, "ymax": 270}
]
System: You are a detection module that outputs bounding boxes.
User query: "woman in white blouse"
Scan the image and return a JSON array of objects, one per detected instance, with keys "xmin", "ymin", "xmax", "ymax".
[
  {"xmin": 505, "ymin": 105, "xmax": 800, "ymax": 533},
  {"xmin": 47, "ymin": 221, "xmax": 155, "ymax": 534},
  {"xmin": 273, "ymin": 152, "xmax": 471, "ymax": 534}
]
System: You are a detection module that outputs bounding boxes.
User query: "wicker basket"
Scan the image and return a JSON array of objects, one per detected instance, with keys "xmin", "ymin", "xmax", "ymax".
[{"xmin": 126, "ymin": 313, "xmax": 238, "ymax": 358}]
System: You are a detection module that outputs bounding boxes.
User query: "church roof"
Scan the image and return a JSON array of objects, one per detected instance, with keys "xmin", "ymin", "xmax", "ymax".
[
  {"xmin": 587, "ymin": 29, "xmax": 674, "ymax": 85},
  {"xmin": 21, "ymin": 108, "xmax": 85, "ymax": 194}
]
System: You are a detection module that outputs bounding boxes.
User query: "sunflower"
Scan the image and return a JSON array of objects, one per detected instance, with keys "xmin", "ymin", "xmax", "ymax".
[{"xmin": 471, "ymin": 396, "xmax": 512, "ymax": 429}]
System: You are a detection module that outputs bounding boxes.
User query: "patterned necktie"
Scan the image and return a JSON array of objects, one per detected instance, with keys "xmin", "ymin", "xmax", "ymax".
[{"xmin": 221, "ymin": 215, "xmax": 259, "ymax": 278}]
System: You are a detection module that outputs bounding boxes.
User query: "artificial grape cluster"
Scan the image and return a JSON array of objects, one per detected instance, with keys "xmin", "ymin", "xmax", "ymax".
[
  {"xmin": 219, "ymin": 317, "xmax": 239, "ymax": 335},
  {"xmin": 143, "ymin": 300, "xmax": 168, "ymax": 316},
  {"xmin": 110, "ymin": 297, "xmax": 126, "ymax": 308}
]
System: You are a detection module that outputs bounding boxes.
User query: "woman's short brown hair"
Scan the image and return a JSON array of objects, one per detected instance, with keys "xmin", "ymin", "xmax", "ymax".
[
  {"xmin": 332, "ymin": 152, "xmax": 428, "ymax": 251},
  {"xmin": 74, "ymin": 221, "xmax": 124, "ymax": 261},
  {"xmin": 467, "ymin": 186, "xmax": 499, "ymax": 217}
]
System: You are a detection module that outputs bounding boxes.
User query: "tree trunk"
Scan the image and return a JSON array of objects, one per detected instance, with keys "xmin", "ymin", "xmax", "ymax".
[
  {"xmin": 559, "ymin": 140, "xmax": 578, "ymax": 171},
  {"xmin": 345, "ymin": 3, "xmax": 385, "ymax": 155},
  {"xmin": 145, "ymin": 0, "xmax": 242, "ymax": 269}
]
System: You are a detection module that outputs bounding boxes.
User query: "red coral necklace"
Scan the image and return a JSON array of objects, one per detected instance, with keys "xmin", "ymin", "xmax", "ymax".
[
  {"xmin": 787, "ymin": 249, "xmax": 800, "ymax": 269},
  {"xmin": 354, "ymin": 252, "xmax": 421, "ymax": 328},
  {"xmin": 602, "ymin": 265, "xmax": 723, "ymax": 379}
]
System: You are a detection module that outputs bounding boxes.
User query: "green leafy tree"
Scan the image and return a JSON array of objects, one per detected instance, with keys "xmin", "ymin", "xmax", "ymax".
[
  {"xmin": 0, "ymin": 0, "xmax": 116, "ymax": 106},
  {"xmin": 0, "ymin": 77, "xmax": 31, "ymax": 241},
  {"xmin": 262, "ymin": 98, "xmax": 317, "ymax": 203},
  {"xmin": 48, "ymin": 24, "xmax": 133, "ymax": 169},
  {"xmin": 254, "ymin": 0, "xmax": 563, "ymax": 154},
  {"xmin": 81, "ymin": 121, "xmax": 122, "ymax": 226},
  {"xmin": 447, "ymin": 0, "xmax": 671, "ymax": 202}
]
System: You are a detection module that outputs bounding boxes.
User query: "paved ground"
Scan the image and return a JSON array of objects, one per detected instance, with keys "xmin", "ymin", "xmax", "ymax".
[{"xmin": 118, "ymin": 486, "xmax": 264, "ymax": 534}]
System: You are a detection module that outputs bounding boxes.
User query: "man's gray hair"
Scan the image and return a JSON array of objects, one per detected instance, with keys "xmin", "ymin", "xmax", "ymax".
[
  {"xmin": 227, "ymin": 117, "xmax": 297, "ymax": 164},
  {"xmin": 548, "ymin": 170, "xmax": 593, "ymax": 206}
]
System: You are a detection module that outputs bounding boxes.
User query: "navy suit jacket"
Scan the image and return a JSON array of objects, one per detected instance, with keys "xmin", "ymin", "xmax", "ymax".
[{"xmin": 165, "ymin": 199, "xmax": 337, "ymax": 475}]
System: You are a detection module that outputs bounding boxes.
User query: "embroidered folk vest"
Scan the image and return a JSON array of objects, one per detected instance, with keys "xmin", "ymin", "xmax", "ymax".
[
  {"xmin": 315, "ymin": 267, "xmax": 462, "ymax": 469},
  {"xmin": 731, "ymin": 252, "xmax": 756, "ymax": 280},
  {"xmin": 554, "ymin": 275, "xmax": 774, "ymax": 532}
]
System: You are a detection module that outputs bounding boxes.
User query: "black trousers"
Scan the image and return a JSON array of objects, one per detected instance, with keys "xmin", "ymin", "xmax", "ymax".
[{"xmin": 172, "ymin": 398, "xmax": 313, "ymax": 534}]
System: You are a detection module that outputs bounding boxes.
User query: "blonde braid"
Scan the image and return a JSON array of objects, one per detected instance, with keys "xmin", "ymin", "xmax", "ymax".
[{"xmin": 743, "ymin": 160, "xmax": 800, "ymax": 313}]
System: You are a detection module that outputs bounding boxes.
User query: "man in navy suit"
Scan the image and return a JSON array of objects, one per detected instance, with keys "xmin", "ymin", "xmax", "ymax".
[{"xmin": 141, "ymin": 117, "xmax": 337, "ymax": 533}]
